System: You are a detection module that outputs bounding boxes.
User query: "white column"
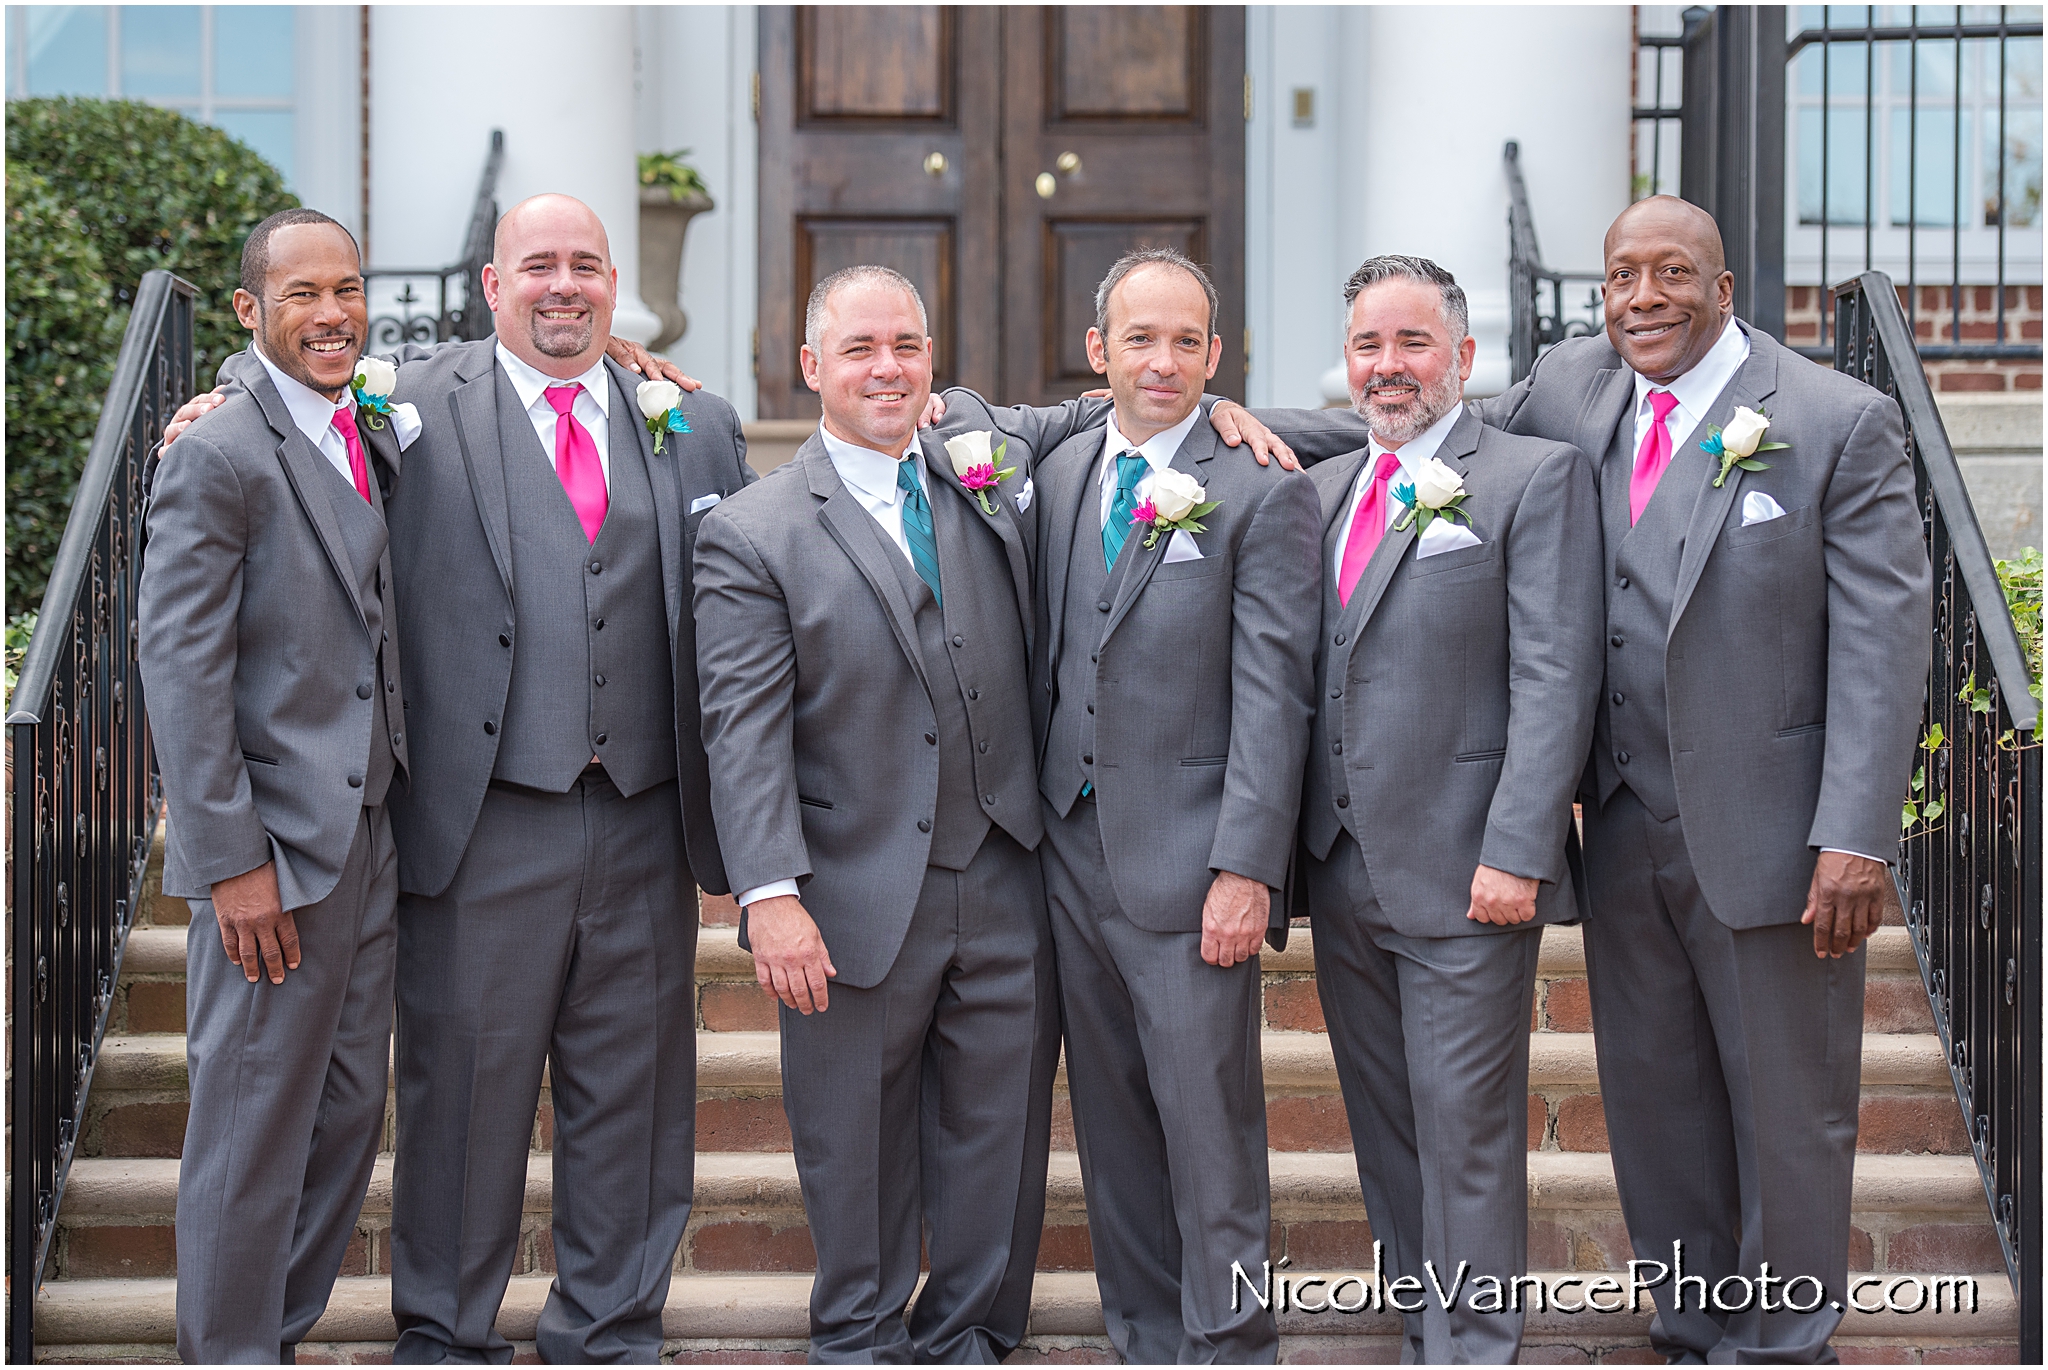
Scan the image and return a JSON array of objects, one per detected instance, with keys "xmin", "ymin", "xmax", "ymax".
[{"xmin": 368, "ymin": 5, "xmax": 658, "ymax": 342}]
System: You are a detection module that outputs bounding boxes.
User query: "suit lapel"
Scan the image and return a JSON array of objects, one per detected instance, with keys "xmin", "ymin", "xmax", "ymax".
[
  {"xmin": 248, "ymin": 373, "xmax": 369, "ymax": 637},
  {"xmin": 356, "ymin": 403, "xmax": 403, "ymax": 498},
  {"xmin": 606, "ymin": 357, "xmax": 687, "ymax": 633},
  {"xmin": 921, "ymin": 431, "xmax": 1034, "ymax": 653},
  {"xmin": 1040, "ymin": 430, "xmax": 1105, "ymax": 678},
  {"xmin": 447, "ymin": 347, "xmax": 515, "ymax": 598},
  {"xmin": 805, "ymin": 440, "xmax": 933, "ymax": 696},
  {"xmin": 1101, "ymin": 421, "xmax": 1216, "ymax": 645},
  {"xmin": 1671, "ymin": 323, "xmax": 1780, "ymax": 630},
  {"xmin": 1346, "ymin": 411, "xmax": 1482, "ymax": 635},
  {"xmin": 1574, "ymin": 364, "xmax": 1637, "ymax": 483}
]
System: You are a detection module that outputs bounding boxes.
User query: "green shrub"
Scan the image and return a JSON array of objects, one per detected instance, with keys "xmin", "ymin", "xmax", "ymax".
[{"xmin": 6, "ymin": 170, "xmax": 119, "ymax": 610}]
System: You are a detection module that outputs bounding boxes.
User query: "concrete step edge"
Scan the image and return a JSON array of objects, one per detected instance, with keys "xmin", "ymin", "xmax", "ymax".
[
  {"xmin": 33, "ymin": 1268, "xmax": 2016, "ymax": 1345},
  {"xmin": 55, "ymin": 1150, "xmax": 1989, "ymax": 1225}
]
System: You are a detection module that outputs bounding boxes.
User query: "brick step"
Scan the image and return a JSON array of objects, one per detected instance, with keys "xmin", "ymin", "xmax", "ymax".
[
  {"xmin": 30, "ymin": 1270, "xmax": 2021, "ymax": 1364},
  {"xmin": 51, "ymin": 1151, "xmax": 2006, "ymax": 1285},
  {"xmin": 117, "ymin": 923, "xmax": 1935, "ymax": 1038}
]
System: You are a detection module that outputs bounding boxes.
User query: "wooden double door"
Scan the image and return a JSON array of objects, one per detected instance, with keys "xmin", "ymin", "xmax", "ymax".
[{"xmin": 757, "ymin": 6, "xmax": 1247, "ymax": 419}]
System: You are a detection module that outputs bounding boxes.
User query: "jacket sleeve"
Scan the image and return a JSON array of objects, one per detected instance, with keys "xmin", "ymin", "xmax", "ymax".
[
  {"xmin": 1244, "ymin": 405, "xmax": 1373, "ymax": 466},
  {"xmin": 137, "ymin": 433, "xmax": 274, "ymax": 888},
  {"xmin": 692, "ymin": 509, "xmax": 812, "ymax": 896},
  {"xmin": 1807, "ymin": 394, "xmax": 1932, "ymax": 859},
  {"xmin": 1482, "ymin": 443, "xmax": 1605, "ymax": 882},
  {"xmin": 936, "ymin": 387, "xmax": 1112, "ymax": 465},
  {"xmin": 1209, "ymin": 472, "xmax": 1324, "ymax": 886}
]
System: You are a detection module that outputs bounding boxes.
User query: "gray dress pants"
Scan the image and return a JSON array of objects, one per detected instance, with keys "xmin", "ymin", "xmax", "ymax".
[
  {"xmin": 779, "ymin": 827, "xmax": 1061, "ymax": 1364},
  {"xmin": 390, "ymin": 772, "xmax": 698, "ymax": 1364},
  {"xmin": 1582, "ymin": 787, "xmax": 1864, "ymax": 1365},
  {"xmin": 177, "ymin": 804, "xmax": 398, "ymax": 1364},
  {"xmin": 1040, "ymin": 798, "xmax": 1278, "ymax": 1365},
  {"xmin": 1303, "ymin": 832, "xmax": 1540, "ymax": 1365}
]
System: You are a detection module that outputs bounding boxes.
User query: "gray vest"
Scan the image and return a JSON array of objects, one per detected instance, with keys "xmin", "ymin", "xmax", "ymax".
[
  {"xmin": 1047, "ymin": 498, "xmax": 1118, "ymax": 811},
  {"xmin": 1302, "ymin": 503, "xmax": 1369, "ymax": 856},
  {"xmin": 491, "ymin": 368, "xmax": 678, "ymax": 796},
  {"xmin": 1597, "ymin": 407, "xmax": 1712, "ymax": 820},
  {"xmin": 322, "ymin": 458, "xmax": 399, "ymax": 807}
]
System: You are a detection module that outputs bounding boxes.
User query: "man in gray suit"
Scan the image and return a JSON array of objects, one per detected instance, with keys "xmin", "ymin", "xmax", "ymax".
[
  {"xmin": 141, "ymin": 208, "xmax": 412, "ymax": 1362},
  {"xmin": 693, "ymin": 266, "xmax": 1071, "ymax": 1361},
  {"xmin": 1294, "ymin": 256, "xmax": 1601, "ymax": 1363},
  {"xmin": 1033, "ymin": 248, "xmax": 1320, "ymax": 1363},
  {"xmin": 1240, "ymin": 200, "xmax": 1931, "ymax": 1362}
]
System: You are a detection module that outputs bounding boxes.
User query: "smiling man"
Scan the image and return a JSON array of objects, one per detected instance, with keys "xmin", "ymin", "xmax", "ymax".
[
  {"xmin": 140, "ymin": 207, "xmax": 414, "ymax": 1362},
  {"xmin": 693, "ymin": 266, "xmax": 1061, "ymax": 1360}
]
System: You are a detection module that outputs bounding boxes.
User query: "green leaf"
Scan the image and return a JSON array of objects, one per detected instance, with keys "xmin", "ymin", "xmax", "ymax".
[
  {"xmin": 1910, "ymin": 765, "xmax": 1925, "ymax": 794},
  {"xmin": 1924, "ymin": 724, "xmax": 1945, "ymax": 751},
  {"xmin": 1734, "ymin": 458, "xmax": 1770, "ymax": 472},
  {"xmin": 1188, "ymin": 500, "xmax": 1224, "ymax": 519},
  {"xmin": 1902, "ymin": 801, "xmax": 1919, "ymax": 828},
  {"xmin": 1753, "ymin": 442, "xmax": 1791, "ymax": 452},
  {"xmin": 1923, "ymin": 799, "xmax": 1945, "ymax": 821}
]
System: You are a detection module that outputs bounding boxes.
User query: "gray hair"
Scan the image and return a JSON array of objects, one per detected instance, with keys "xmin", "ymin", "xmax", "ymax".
[
  {"xmin": 1341, "ymin": 254, "xmax": 1469, "ymax": 341},
  {"xmin": 804, "ymin": 264, "xmax": 928, "ymax": 353},
  {"xmin": 1093, "ymin": 247, "xmax": 1219, "ymax": 339}
]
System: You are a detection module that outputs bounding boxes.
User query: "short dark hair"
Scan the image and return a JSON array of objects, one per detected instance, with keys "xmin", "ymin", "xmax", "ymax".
[
  {"xmin": 1341, "ymin": 254, "xmax": 1469, "ymax": 341},
  {"xmin": 1094, "ymin": 246, "xmax": 1219, "ymax": 340},
  {"xmin": 239, "ymin": 208, "xmax": 358, "ymax": 299}
]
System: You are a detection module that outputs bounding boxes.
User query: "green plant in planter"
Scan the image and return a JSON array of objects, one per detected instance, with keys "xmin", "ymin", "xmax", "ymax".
[{"xmin": 639, "ymin": 149, "xmax": 712, "ymax": 202}]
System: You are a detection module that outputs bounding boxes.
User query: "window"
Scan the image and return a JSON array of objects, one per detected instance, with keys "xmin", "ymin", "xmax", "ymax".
[{"xmin": 5, "ymin": 6, "xmax": 298, "ymax": 183}]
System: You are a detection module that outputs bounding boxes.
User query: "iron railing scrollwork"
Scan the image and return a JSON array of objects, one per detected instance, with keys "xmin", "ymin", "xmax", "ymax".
[
  {"xmin": 1835, "ymin": 271, "xmax": 2040, "ymax": 1364},
  {"xmin": 361, "ymin": 128, "xmax": 504, "ymax": 349},
  {"xmin": 1504, "ymin": 140, "xmax": 1607, "ymax": 385},
  {"xmin": 7, "ymin": 270, "xmax": 196, "ymax": 1362}
]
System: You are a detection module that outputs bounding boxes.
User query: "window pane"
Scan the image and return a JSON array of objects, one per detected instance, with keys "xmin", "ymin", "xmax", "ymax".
[
  {"xmin": 1891, "ymin": 105, "xmax": 1967, "ymax": 222},
  {"xmin": 2006, "ymin": 35, "xmax": 2042, "ymax": 101},
  {"xmin": 25, "ymin": 5, "xmax": 106, "ymax": 95},
  {"xmin": 214, "ymin": 108, "xmax": 292, "ymax": 182},
  {"xmin": 214, "ymin": 5, "xmax": 291, "ymax": 98},
  {"xmin": 121, "ymin": 4, "xmax": 198, "ymax": 97},
  {"xmin": 1799, "ymin": 105, "xmax": 1875, "ymax": 222},
  {"xmin": 1986, "ymin": 106, "xmax": 2043, "ymax": 226}
]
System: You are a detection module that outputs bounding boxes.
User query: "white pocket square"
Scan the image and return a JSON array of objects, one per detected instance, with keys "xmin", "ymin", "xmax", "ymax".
[
  {"xmin": 1741, "ymin": 491, "xmax": 1788, "ymax": 526},
  {"xmin": 1413, "ymin": 519, "xmax": 1484, "ymax": 558},
  {"xmin": 688, "ymin": 493, "xmax": 723, "ymax": 515},
  {"xmin": 1015, "ymin": 477, "xmax": 1034, "ymax": 513},
  {"xmin": 1162, "ymin": 529, "xmax": 1203, "ymax": 564}
]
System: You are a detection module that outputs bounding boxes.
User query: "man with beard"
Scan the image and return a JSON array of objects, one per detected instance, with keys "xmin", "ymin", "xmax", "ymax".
[
  {"xmin": 1231, "ymin": 203, "xmax": 1930, "ymax": 1362},
  {"xmin": 1291, "ymin": 256, "xmax": 1599, "ymax": 1363},
  {"xmin": 140, "ymin": 208, "xmax": 415, "ymax": 1361}
]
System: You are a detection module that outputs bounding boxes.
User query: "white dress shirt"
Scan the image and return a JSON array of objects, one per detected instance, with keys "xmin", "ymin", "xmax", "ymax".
[
  {"xmin": 1096, "ymin": 405, "xmax": 1205, "ymax": 528},
  {"xmin": 495, "ymin": 343, "xmax": 611, "ymax": 488},
  {"xmin": 737, "ymin": 425, "xmax": 934, "ymax": 911},
  {"xmin": 1629, "ymin": 315, "xmax": 1750, "ymax": 471},
  {"xmin": 251, "ymin": 345, "xmax": 420, "ymax": 485},
  {"xmin": 1329, "ymin": 402, "xmax": 1465, "ymax": 585}
]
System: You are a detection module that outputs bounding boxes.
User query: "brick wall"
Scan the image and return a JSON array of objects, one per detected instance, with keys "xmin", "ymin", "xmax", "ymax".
[{"xmin": 1787, "ymin": 284, "xmax": 2044, "ymax": 392}]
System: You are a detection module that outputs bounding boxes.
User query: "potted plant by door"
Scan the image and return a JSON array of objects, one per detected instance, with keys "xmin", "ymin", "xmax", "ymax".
[{"xmin": 638, "ymin": 149, "xmax": 715, "ymax": 352}]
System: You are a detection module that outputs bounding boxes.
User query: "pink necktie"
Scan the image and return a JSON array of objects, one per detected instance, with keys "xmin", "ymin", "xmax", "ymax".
[
  {"xmin": 331, "ymin": 406, "xmax": 372, "ymax": 504},
  {"xmin": 545, "ymin": 384, "xmax": 608, "ymax": 543},
  {"xmin": 1629, "ymin": 390, "xmax": 1682, "ymax": 526},
  {"xmin": 1337, "ymin": 452, "xmax": 1402, "ymax": 606}
]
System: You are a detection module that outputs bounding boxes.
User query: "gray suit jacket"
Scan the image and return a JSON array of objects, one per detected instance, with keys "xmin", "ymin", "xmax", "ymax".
[
  {"xmin": 1033, "ymin": 420, "xmax": 1322, "ymax": 937},
  {"xmin": 692, "ymin": 432, "xmax": 1044, "ymax": 989},
  {"xmin": 1258, "ymin": 323, "xmax": 1932, "ymax": 927},
  {"xmin": 215, "ymin": 342, "xmax": 756, "ymax": 897},
  {"xmin": 140, "ymin": 367, "xmax": 409, "ymax": 907},
  {"xmin": 1300, "ymin": 409, "xmax": 1603, "ymax": 938}
]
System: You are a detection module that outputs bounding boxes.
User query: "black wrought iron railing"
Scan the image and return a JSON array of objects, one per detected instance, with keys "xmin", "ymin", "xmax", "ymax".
[
  {"xmin": 360, "ymin": 128, "xmax": 503, "ymax": 348},
  {"xmin": 1835, "ymin": 271, "xmax": 2040, "ymax": 1364},
  {"xmin": 1504, "ymin": 140, "xmax": 1606, "ymax": 385},
  {"xmin": 7, "ymin": 270, "xmax": 195, "ymax": 1361}
]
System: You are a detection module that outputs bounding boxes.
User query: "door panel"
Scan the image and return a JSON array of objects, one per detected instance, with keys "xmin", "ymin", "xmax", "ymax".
[
  {"xmin": 796, "ymin": 217, "xmax": 957, "ymax": 382},
  {"xmin": 1050, "ymin": 7, "xmax": 1201, "ymax": 122},
  {"xmin": 799, "ymin": 7, "xmax": 952, "ymax": 122},
  {"xmin": 1044, "ymin": 217, "xmax": 1204, "ymax": 385}
]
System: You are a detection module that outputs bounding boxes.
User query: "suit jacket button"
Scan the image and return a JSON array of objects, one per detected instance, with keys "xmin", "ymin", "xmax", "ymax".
[
  {"xmin": 1616, "ymin": 750, "xmax": 1630, "ymax": 764},
  {"xmin": 967, "ymin": 688, "xmax": 980, "ymax": 700},
  {"xmin": 348, "ymin": 774, "xmax": 364, "ymax": 788},
  {"xmin": 983, "ymin": 794, "xmax": 996, "ymax": 806},
  {"xmin": 589, "ymin": 560, "xmax": 603, "ymax": 574},
  {"xmin": 1612, "ymin": 691, "xmax": 1625, "ymax": 706},
  {"xmin": 386, "ymin": 679, "xmax": 396, "ymax": 692},
  {"xmin": 1096, "ymin": 600, "xmax": 1110, "ymax": 612},
  {"xmin": 1086, "ymin": 703, "xmax": 1094, "ymax": 714},
  {"xmin": 1334, "ymin": 633, "xmax": 1346, "ymax": 646},
  {"xmin": 596, "ymin": 732, "xmax": 608, "ymax": 746},
  {"xmin": 979, "ymin": 740, "xmax": 989, "ymax": 753},
  {"xmin": 917, "ymin": 819, "xmax": 932, "ymax": 833},
  {"xmin": 924, "ymin": 732, "xmax": 938, "ymax": 745},
  {"xmin": 357, "ymin": 683, "xmax": 372, "ymax": 699},
  {"xmin": 392, "ymin": 733, "xmax": 403, "ymax": 748},
  {"xmin": 595, "ymin": 674, "xmax": 607, "ymax": 687},
  {"xmin": 1330, "ymin": 687, "xmax": 1343, "ymax": 699},
  {"xmin": 1610, "ymin": 634, "xmax": 1625, "ymax": 648},
  {"xmin": 1082, "ymin": 754, "xmax": 1093, "ymax": 765},
  {"xmin": 594, "ymin": 617, "xmax": 605, "ymax": 631},
  {"xmin": 952, "ymin": 634, "xmax": 965, "ymax": 647},
  {"xmin": 499, "ymin": 632, "xmax": 512, "ymax": 647},
  {"xmin": 1335, "ymin": 795, "xmax": 1349, "ymax": 808},
  {"xmin": 1617, "ymin": 576, "xmax": 1630, "ymax": 589},
  {"xmin": 483, "ymin": 720, "xmax": 497, "ymax": 735},
  {"xmin": 1332, "ymin": 741, "xmax": 1343, "ymax": 755},
  {"xmin": 382, "ymin": 629, "xmax": 390, "ymax": 642},
  {"xmin": 1091, "ymin": 652, "xmax": 1099, "ymax": 664}
]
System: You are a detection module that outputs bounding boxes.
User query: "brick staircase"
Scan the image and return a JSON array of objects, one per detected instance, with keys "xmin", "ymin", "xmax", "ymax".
[{"xmin": 31, "ymin": 828, "xmax": 2020, "ymax": 1363}]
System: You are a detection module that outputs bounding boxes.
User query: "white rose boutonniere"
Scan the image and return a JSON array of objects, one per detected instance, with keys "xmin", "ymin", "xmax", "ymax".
[
  {"xmin": 1391, "ymin": 456, "xmax": 1474, "ymax": 534},
  {"xmin": 1699, "ymin": 405, "xmax": 1788, "ymax": 488},
  {"xmin": 942, "ymin": 429, "xmax": 1018, "ymax": 516},
  {"xmin": 1131, "ymin": 468, "xmax": 1221, "ymax": 549},
  {"xmin": 351, "ymin": 356, "xmax": 398, "ymax": 430},
  {"xmin": 636, "ymin": 378, "xmax": 692, "ymax": 454}
]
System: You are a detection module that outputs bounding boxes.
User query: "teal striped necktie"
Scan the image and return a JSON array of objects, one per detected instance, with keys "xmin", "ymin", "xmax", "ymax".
[
  {"xmin": 896, "ymin": 458, "xmax": 942, "ymax": 605},
  {"xmin": 1102, "ymin": 451, "xmax": 1149, "ymax": 570}
]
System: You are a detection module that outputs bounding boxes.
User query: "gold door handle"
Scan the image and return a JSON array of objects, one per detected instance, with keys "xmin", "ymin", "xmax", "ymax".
[
  {"xmin": 1035, "ymin": 172, "xmax": 1057, "ymax": 199},
  {"xmin": 1055, "ymin": 150, "xmax": 1082, "ymax": 175},
  {"xmin": 923, "ymin": 151, "xmax": 948, "ymax": 177}
]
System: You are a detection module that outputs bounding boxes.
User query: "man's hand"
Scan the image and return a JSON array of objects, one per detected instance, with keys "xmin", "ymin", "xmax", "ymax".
[
  {"xmin": 918, "ymin": 392, "xmax": 948, "ymax": 429},
  {"xmin": 211, "ymin": 861, "xmax": 298, "ymax": 984},
  {"xmin": 1802, "ymin": 851, "xmax": 1887, "ymax": 958},
  {"xmin": 1201, "ymin": 870, "xmax": 1270, "ymax": 968},
  {"xmin": 604, "ymin": 336, "xmax": 702, "ymax": 390},
  {"xmin": 1466, "ymin": 864, "xmax": 1540, "ymax": 926},
  {"xmin": 746, "ymin": 894, "xmax": 837, "ymax": 1013},
  {"xmin": 164, "ymin": 388, "xmax": 230, "ymax": 446},
  {"xmin": 1207, "ymin": 400, "xmax": 1299, "ymax": 470}
]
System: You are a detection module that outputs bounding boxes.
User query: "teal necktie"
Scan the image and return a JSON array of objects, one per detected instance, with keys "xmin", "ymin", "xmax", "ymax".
[
  {"xmin": 1102, "ymin": 451, "xmax": 1149, "ymax": 570},
  {"xmin": 897, "ymin": 458, "xmax": 942, "ymax": 605}
]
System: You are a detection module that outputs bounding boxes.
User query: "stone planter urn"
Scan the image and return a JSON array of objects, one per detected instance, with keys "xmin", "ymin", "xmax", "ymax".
[{"xmin": 639, "ymin": 187, "xmax": 715, "ymax": 352}]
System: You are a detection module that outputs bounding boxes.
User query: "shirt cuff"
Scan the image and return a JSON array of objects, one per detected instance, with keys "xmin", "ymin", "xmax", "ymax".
[
  {"xmin": 1821, "ymin": 847, "xmax": 1892, "ymax": 867},
  {"xmin": 737, "ymin": 879, "xmax": 801, "ymax": 909}
]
